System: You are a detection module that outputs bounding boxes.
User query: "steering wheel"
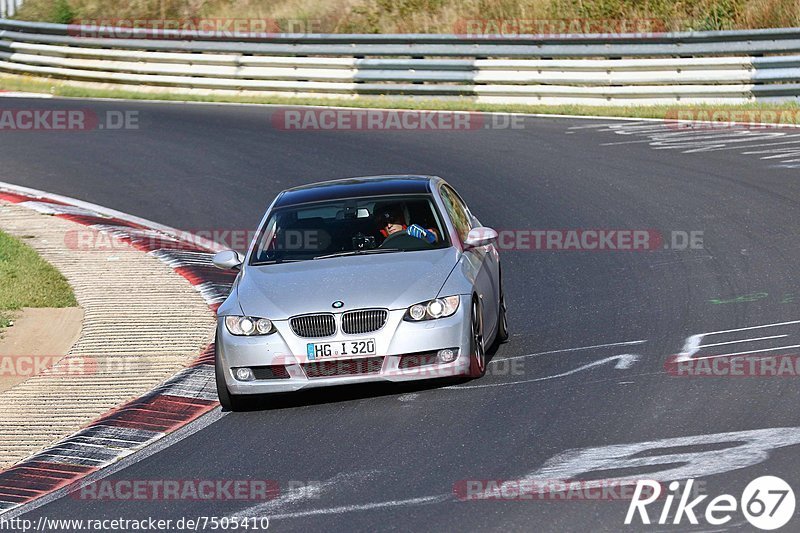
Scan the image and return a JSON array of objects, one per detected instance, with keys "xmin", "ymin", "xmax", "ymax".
[{"xmin": 380, "ymin": 231, "xmax": 435, "ymax": 250}]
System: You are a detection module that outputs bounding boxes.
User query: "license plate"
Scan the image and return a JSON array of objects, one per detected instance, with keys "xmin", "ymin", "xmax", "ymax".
[{"xmin": 307, "ymin": 339, "xmax": 376, "ymax": 360}]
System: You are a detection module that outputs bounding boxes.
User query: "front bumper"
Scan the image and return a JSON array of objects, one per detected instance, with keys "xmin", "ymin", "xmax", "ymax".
[{"xmin": 216, "ymin": 304, "xmax": 472, "ymax": 395}]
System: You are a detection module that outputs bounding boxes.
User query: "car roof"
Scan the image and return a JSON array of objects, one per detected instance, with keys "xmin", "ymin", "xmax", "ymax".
[{"xmin": 274, "ymin": 175, "xmax": 436, "ymax": 208}]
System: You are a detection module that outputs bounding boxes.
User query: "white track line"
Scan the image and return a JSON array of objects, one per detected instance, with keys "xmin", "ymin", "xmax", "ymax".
[
  {"xmin": 698, "ymin": 335, "xmax": 789, "ymax": 349},
  {"xmin": 230, "ymin": 470, "xmax": 382, "ymax": 519},
  {"xmin": 24, "ymin": 94, "xmax": 682, "ymax": 124},
  {"xmin": 701, "ymin": 319, "xmax": 800, "ymax": 337},
  {"xmin": 490, "ymin": 340, "xmax": 646, "ymax": 364},
  {"xmin": 688, "ymin": 345, "xmax": 800, "ymax": 361},
  {"xmin": 0, "ymin": 92, "xmax": 53, "ymax": 99},
  {"xmin": 451, "ymin": 354, "xmax": 640, "ymax": 390},
  {"xmin": 8, "ymin": 89, "xmax": 792, "ymax": 129},
  {"xmin": 268, "ymin": 494, "xmax": 450, "ymax": 521}
]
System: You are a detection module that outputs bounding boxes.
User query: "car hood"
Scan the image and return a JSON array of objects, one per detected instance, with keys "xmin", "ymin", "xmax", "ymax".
[{"xmin": 236, "ymin": 248, "xmax": 460, "ymax": 319}]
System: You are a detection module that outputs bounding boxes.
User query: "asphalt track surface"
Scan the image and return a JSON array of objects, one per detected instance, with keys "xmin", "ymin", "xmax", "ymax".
[{"xmin": 2, "ymin": 98, "xmax": 800, "ymax": 532}]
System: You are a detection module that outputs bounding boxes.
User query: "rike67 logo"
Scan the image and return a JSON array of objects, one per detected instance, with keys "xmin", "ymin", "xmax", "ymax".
[{"xmin": 626, "ymin": 476, "xmax": 795, "ymax": 530}]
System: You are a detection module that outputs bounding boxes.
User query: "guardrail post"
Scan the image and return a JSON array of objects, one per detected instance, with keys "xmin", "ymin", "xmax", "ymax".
[{"xmin": 2, "ymin": 0, "xmax": 20, "ymax": 18}]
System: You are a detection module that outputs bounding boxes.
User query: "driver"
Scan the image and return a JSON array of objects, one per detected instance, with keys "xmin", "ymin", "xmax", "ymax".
[{"xmin": 377, "ymin": 207, "xmax": 438, "ymax": 244}]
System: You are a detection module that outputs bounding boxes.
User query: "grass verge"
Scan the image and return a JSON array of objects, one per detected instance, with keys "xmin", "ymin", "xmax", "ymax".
[
  {"xmin": 2, "ymin": 73, "xmax": 800, "ymax": 124},
  {"xmin": 0, "ymin": 229, "xmax": 78, "ymax": 332}
]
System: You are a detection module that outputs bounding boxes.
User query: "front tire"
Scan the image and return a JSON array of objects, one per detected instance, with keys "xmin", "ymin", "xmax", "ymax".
[
  {"xmin": 495, "ymin": 288, "xmax": 509, "ymax": 344},
  {"xmin": 468, "ymin": 297, "xmax": 486, "ymax": 378},
  {"xmin": 215, "ymin": 345, "xmax": 245, "ymax": 411}
]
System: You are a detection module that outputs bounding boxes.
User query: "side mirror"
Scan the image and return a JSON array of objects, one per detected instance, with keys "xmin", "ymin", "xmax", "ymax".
[
  {"xmin": 212, "ymin": 250, "xmax": 244, "ymax": 270},
  {"xmin": 464, "ymin": 227, "xmax": 498, "ymax": 249}
]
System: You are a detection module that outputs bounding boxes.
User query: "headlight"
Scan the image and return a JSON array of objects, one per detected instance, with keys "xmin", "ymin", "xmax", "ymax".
[
  {"xmin": 405, "ymin": 296, "xmax": 460, "ymax": 321},
  {"xmin": 224, "ymin": 316, "xmax": 274, "ymax": 336}
]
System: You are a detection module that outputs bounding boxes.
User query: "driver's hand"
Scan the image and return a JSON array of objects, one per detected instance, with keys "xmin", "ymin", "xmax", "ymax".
[{"xmin": 407, "ymin": 224, "xmax": 437, "ymax": 243}]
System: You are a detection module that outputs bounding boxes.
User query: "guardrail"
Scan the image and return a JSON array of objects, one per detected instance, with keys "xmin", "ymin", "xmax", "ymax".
[{"xmin": 1, "ymin": 18, "xmax": 800, "ymax": 105}]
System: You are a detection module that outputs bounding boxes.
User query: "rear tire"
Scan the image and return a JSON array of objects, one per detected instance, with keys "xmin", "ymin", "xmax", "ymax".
[
  {"xmin": 215, "ymin": 345, "xmax": 245, "ymax": 412},
  {"xmin": 468, "ymin": 297, "xmax": 486, "ymax": 378}
]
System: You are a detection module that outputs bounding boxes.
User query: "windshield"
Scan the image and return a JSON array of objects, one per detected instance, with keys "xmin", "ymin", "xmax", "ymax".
[{"xmin": 249, "ymin": 194, "xmax": 450, "ymax": 264}]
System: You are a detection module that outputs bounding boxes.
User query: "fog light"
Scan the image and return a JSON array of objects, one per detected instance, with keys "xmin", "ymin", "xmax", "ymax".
[
  {"xmin": 437, "ymin": 349, "xmax": 458, "ymax": 363},
  {"xmin": 235, "ymin": 367, "xmax": 255, "ymax": 381}
]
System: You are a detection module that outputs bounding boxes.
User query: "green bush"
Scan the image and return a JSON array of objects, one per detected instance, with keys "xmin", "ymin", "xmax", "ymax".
[{"xmin": 51, "ymin": 0, "xmax": 75, "ymax": 24}]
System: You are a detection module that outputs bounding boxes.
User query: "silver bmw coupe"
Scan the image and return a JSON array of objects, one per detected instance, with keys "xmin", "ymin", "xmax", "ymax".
[{"xmin": 212, "ymin": 175, "xmax": 507, "ymax": 410}]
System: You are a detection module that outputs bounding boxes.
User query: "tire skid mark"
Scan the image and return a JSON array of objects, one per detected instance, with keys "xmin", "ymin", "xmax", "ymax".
[{"xmin": 571, "ymin": 120, "xmax": 800, "ymax": 168}]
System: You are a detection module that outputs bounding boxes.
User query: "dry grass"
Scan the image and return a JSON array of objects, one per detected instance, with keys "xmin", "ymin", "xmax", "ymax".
[
  {"xmin": 13, "ymin": 0, "xmax": 800, "ymax": 32},
  {"xmin": 2, "ymin": 73, "xmax": 799, "ymax": 122}
]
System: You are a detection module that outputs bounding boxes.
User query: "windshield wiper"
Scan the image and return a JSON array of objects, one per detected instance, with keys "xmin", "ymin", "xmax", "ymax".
[
  {"xmin": 250, "ymin": 259, "xmax": 302, "ymax": 265},
  {"xmin": 313, "ymin": 248, "xmax": 405, "ymax": 260}
]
